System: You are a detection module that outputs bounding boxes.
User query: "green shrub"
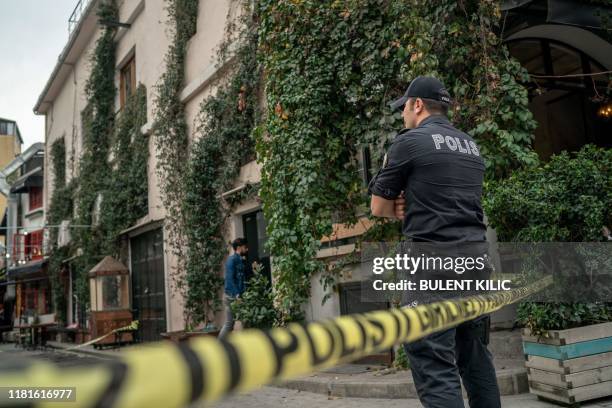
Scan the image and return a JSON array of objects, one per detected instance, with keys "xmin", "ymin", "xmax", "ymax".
[
  {"xmin": 516, "ymin": 302, "xmax": 612, "ymax": 338},
  {"xmin": 393, "ymin": 345, "xmax": 410, "ymax": 370},
  {"xmin": 484, "ymin": 145, "xmax": 612, "ymax": 334},
  {"xmin": 232, "ymin": 264, "xmax": 277, "ymax": 329},
  {"xmin": 484, "ymin": 145, "xmax": 611, "ymax": 243}
]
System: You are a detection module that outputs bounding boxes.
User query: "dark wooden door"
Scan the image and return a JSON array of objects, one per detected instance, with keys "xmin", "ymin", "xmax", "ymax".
[
  {"xmin": 242, "ymin": 210, "xmax": 271, "ymax": 284},
  {"xmin": 339, "ymin": 282, "xmax": 393, "ymax": 365},
  {"xmin": 131, "ymin": 228, "xmax": 166, "ymax": 342}
]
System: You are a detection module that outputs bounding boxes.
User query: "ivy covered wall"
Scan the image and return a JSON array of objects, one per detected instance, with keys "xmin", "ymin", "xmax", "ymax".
[
  {"xmin": 152, "ymin": 0, "xmax": 199, "ymax": 300},
  {"xmin": 46, "ymin": 1, "xmax": 149, "ymax": 315},
  {"xmin": 45, "ymin": 0, "xmax": 601, "ymax": 330},
  {"xmin": 256, "ymin": 0, "xmax": 538, "ymax": 323}
]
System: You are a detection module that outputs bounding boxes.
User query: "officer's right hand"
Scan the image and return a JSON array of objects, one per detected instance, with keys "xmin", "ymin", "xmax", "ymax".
[{"xmin": 394, "ymin": 192, "xmax": 406, "ymax": 220}]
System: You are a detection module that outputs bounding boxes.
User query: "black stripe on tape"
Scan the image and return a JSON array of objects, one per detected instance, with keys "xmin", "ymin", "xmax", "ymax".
[
  {"xmin": 299, "ymin": 321, "xmax": 335, "ymax": 367},
  {"xmin": 219, "ymin": 338, "xmax": 242, "ymax": 391},
  {"xmin": 177, "ymin": 342, "xmax": 205, "ymax": 403},
  {"xmin": 94, "ymin": 360, "xmax": 128, "ymax": 408},
  {"xmin": 262, "ymin": 327, "xmax": 299, "ymax": 376}
]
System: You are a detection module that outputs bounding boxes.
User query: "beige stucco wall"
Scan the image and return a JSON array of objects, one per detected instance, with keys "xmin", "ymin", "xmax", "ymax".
[
  {"xmin": 0, "ymin": 133, "xmax": 21, "ymax": 228},
  {"xmin": 41, "ymin": 0, "xmax": 249, "ymax": 333},
  {"xmin": 0, "ymin": 134, "xmax": 21, "ymax": 166},
  {"xmin": 43, "ymin": 29, "xmax": 100, "ymax": 212}
]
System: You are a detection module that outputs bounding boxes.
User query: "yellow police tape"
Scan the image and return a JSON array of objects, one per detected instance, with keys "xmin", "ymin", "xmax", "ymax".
[
  {"xmin": 0, "ymin": 276, "xmax": 551, "ymax": 408},
  {"xmin": 65, "ymin": 321, "xmax": 139, "ymax": 350}
]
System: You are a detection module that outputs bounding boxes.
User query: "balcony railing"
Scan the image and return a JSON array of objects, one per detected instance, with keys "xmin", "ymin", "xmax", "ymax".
[{"xmin": 68, "ymin": 0, "xmax": 93, "ymax": 35}]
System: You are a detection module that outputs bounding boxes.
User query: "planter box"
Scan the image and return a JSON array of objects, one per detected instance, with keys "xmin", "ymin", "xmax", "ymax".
[{"xmin": 522, "ymin": 322, "xmax": 612, "ymax": 405}]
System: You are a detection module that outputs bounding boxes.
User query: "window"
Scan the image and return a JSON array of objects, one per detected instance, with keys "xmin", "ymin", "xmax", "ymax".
[
  {"xmin": 26, "ymin": 230, "xmax": 44, "ymax": 260},
  {"xmin": 29, "ymin": 186, "xmax": 43, "ymax": 210},
  {"xmin": 0, "ymin": 121, "xmax": 15, "ymax": 135},
  {"xmin": 120, "ymin": 55, "xmax": 136, "ymax": 108},
  {"xmin": 12, "ymin": 230, "xmax": 44, "ymax": 262}
]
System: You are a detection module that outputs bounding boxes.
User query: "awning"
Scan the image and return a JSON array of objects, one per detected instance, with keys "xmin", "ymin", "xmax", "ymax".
[
  {"xmin": 10, "ymin": 167, "xmax": 43, "ymax": 194},
  {"xmin": 0, "ymin": 276, "xmax": 49, "ymax": 287},
  {"xmin": 7, "ymin": 259, "xmax": 47, "ymax": 280},
  {"xmin": 547, "ymin": 0, "xmax": 610, "ymax": 30}
]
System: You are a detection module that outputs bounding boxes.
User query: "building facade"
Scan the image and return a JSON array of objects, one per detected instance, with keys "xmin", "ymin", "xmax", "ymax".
[
  {"xmin": 0, "ymin": 118, "xmax": 23, "ymax": 247},
  {"xmin": 34, "ymin": 0, "xmax": 612, "ymax": 343},
  {"xmin": 0, "ymin": 143, "xmax": 47, "ymax": 331},
  {"xmin": 35, "ymin": 0, "xmax": 260, "ymax": 340}
]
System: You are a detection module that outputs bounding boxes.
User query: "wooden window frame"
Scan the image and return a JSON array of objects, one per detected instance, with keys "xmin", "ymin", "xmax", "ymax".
[
  {"xmin": 29, "ymin": 186, "xmax": 43, "ymax": 211},
  {"xmin": 119, "ymin": 55, "xmax": 136, "ymax": 108},
  {"xmin": 28, "ymin": 229, "xmax": 44, "ymax": 260}
]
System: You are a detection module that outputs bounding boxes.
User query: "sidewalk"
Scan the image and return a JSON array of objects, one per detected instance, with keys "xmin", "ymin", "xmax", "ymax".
[
  {"xmin": 46, "ymin": 340, "xmax": 133, "ymax": 359},
  {"xmin": 274, "ymin": 360, "xmax": 528, "ymax": 399}
]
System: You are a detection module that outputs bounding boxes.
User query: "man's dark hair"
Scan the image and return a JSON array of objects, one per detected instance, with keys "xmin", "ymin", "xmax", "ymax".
[
  {"xmin": 231, "ymin": 238, "xmax": 247, "ymax": 250},
  {"xmin": 408, "ymin": 98, "xmax": 449, "ymax": 116}
]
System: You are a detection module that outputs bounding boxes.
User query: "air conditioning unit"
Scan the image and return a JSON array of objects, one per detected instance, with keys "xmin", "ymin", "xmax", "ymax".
[{"xmin": 58, "ymin": 220, "xmax": 72, "ymax": 248}]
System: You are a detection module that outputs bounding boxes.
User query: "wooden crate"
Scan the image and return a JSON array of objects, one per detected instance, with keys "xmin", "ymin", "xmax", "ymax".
[
  {"xmin": 522, "ymin": 323, "xmax": 612, "ymax": 405},
  {"xmin": 89, "ymin": 309, "xmax": 133, "ymax": 347}
]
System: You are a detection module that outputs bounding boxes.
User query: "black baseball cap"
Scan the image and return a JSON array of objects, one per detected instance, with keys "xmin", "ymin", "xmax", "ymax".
[{"xmin": 389, "ymin": 76, "xmax": 451, "ymax": 112}]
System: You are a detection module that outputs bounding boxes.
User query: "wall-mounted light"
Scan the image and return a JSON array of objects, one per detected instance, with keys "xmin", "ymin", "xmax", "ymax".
[{"xmin": 598, "ymin": 102, "xmax": 612, "ymax": 119}]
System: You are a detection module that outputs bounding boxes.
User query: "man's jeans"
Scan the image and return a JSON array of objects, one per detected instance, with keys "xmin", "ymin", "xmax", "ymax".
[
  {"xmin": 218, "ymin": 295, "xmax": 236, "ymax": 340},
  {"xmin": 403, "ymin": 315, "xmax": 501, "ymax": 408}
]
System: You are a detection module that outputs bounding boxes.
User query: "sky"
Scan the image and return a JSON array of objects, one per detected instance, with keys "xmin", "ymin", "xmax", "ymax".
[{"xmin": 0, "ymin": 0, "xmax": 78, "ymax": 150}]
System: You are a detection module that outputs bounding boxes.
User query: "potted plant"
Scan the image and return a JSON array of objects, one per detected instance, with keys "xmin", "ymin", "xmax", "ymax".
[{"xmin": 484, "ymin": 145, "xmax": 612, "ymax": 405}]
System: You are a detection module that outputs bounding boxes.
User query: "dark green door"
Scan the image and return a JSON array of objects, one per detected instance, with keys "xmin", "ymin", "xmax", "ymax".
[{"xmin": 131, "ymin": 228, "xmax": 166, "ymax": 342}]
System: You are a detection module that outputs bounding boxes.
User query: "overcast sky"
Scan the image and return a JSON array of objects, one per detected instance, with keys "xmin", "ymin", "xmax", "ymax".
[{"xmin": 0, "ymin": 0, "xmax": 77, "ymax": 150}]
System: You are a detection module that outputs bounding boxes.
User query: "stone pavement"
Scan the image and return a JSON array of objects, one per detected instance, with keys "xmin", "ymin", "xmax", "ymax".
[{"xmin": 209, "ymin": 386, "xmax": 612, "ymax": 408}]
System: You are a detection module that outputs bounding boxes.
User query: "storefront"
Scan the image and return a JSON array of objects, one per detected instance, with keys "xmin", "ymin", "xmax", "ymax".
[{"xmin": 7, "ymin": 260, "xmax": 51, "ymax": 326}]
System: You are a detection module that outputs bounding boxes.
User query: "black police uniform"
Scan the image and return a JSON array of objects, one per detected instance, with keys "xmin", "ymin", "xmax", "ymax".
[{"xmin": 369, "ymin": 114, "xmax": 501, "ymax": 408}]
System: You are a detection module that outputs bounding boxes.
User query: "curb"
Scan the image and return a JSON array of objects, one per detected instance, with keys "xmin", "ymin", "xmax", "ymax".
[
  {"xmin": 273, "ymin": 368, "xmax": 528, "ymax": 399},
  {"xmin": 46, "ymin": 342, "xmax": 122, "ymax": 360}
]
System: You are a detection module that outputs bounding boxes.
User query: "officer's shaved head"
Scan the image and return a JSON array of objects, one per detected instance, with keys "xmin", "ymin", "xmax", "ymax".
[{"xmin": 407, "ymin": 98, "xmax": 449, "ymax": 117}]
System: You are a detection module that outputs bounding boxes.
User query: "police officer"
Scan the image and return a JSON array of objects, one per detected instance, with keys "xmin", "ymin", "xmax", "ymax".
[{"xmin": 368, "ymin": 76, "xmax": 501, "ymax": 408}]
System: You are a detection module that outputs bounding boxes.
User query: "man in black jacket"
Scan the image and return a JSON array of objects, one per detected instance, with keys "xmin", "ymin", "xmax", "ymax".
[{"xmin": 368, "ymin": 76, "xmax": 501, "ymax": 408}]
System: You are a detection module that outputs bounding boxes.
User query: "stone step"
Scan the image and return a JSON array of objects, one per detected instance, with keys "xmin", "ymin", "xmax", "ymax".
[{"xmin": 489, "ymin": 329, "xmax": 524, "ymax": 360}]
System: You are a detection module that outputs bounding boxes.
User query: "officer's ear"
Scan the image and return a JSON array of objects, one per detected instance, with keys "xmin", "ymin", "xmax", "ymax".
[{"xmin": 413, "ymin": 98, "xmax": 425, "ymax": 114}]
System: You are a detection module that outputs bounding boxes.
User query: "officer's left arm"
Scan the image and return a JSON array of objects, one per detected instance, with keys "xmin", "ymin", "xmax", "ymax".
[
  {"xmin": 369, "ymin": 139, "xmax": 410, "ymax": 218},
  {"xmin": 370, "ymin": 196, "xmax": 393, "ymax": 218}
]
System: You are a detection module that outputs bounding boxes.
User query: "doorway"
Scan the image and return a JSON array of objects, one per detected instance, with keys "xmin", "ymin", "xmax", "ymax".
[
  {"xmin": 130, "ymin": 228, "xmax": 166, "ymax": 342},
  {"xmin": 241, "ymin": 210, "xmax": 271, "ymax": 284}
]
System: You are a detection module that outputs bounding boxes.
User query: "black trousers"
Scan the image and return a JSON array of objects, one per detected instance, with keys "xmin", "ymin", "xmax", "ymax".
[{"xmin": 403, "ymin": 315, "xmax": 501, "ymax": 408}]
